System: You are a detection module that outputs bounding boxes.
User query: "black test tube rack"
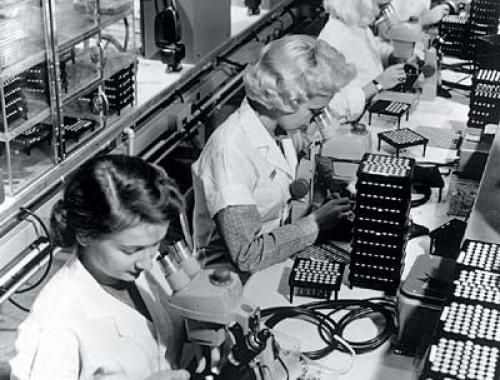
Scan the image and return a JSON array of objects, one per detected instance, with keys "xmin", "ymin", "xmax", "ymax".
[
  {"xmin": 439, "ymin": 15, "xmax": 470, "ymax": 59},
  {"xmin": 104, "ymin": 64, "xmax": 135, "ymax": 115},
  {"xmin": 468, "ymin": 68, "xmax": 500, "ymax": 128},
  {"xmin": 1, "ymin": 75, "xmax": 28, "ymax": 131},
  {"xmin": 288, "ymin": 257, "xmax": 345, "ymax": 303},
  {"xmin": 419, "ymin": 238, "xmax": 500, "ymax": 380},
  {"xmin": 349, "ymin": 153, "xmax": 414, "ymax": 294}
]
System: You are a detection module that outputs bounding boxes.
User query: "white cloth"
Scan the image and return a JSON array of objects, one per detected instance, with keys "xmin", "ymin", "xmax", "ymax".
[
  {"xmin": 192, "ymin": 98, "xmax": 298, "ymax": 251},
  {"xmin": 10, "ymin": 254, "xmax": 182, "ymax": 380},
  {"xmin": 318, "ymin": 17, "xmax": 393, "ymax": 120},
  {"xmin": 391, "ymin": 0, "xmax": 431, "ymax": 22},
  {"xmin": 329, "ymin": 86, "xmax": 366, "ymax": 123},
  {"xmin": 319, "ymin": 17, "xmax": 393, "ymax": 88}
]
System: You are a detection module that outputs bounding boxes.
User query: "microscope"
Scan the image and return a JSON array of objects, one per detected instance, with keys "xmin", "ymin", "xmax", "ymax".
[
  {"xmin": 141, "ymin": 0, "xmax": 231, "ymax": 67},
  {"xmin": 154, "ymin": 0, "xmax": 185, "ymax": 72},
  {"xmin": 245, "ymin": 0, "xmax": 262, "ymax": 15},
  {"xmin": 385, "ymin": 23, "xmax": 438, "ymax": 93},
  {"xmin": 157, "ymin": 241, "xmax": 303, "ymax": 380}
]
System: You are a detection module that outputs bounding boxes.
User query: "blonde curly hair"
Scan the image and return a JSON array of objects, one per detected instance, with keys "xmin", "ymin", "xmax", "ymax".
[{"xmin": 243, "ymin": 34, "xmax": 357, "ymax": 113}]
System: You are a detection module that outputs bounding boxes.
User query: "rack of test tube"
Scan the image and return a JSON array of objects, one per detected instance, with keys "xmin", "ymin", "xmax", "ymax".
[
  {"xmin": 468, "ymin": 69, "xmax": 500, "ymax": 128},
  {"xmin": 419, "ymin": 239, "xmax": 500, "ymax": 380},
  {"xmin": 439, "ymin": 15, "xmax": 470, "ymax": 59},
  {"xmin": 104, "ymin": 63, "xmax": 135, "ymax": 115},
  {"xmin": 468, "ymin": 0, "xmax": 500, "ymax": 66},
  {"xmin": 288, "ymin": 257, "xmax": 344, "ymax": 302},
  {"xmin": 348, "ymin": 153, "xmax": 414, "ymax": 294},
  {"xmin": 1, "ymin": 75, "xmax": 28, "ymax": 131}
]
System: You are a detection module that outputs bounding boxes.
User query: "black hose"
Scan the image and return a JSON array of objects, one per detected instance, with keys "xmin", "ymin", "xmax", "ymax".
[{"xmin": 261, "ymin": 298, "xmax": 397, "ymax": 360}]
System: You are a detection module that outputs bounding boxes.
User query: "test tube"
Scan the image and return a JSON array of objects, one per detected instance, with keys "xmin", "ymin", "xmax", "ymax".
[
  {"xmin": 316, "ymin": 107, "xmax": 337, "ymax": 140},
  {"xmin": 170, "ymin": 240, "xmax": 201, "ymax": 278},
  {"xmin": 157, "ymin": 254, "xmax": 190, "ymax": 292}
]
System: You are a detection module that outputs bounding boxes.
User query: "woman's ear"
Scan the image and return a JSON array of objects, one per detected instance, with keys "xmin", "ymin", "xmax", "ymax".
[{"xmin": 75, "ymin": 233, "xmax": 92, "ymax": 247}]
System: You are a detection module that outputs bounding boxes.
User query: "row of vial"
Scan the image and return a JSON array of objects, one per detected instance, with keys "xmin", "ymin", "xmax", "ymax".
[
  {"xmin": 475, "ymin": 83, "xmax": 500, "ymax": 95},
  {"xmin": 477, "ymin": 70, "xmax": 500, "ymax": 82}
]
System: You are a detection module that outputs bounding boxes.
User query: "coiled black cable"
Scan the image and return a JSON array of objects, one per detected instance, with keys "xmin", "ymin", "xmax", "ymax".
[
  {"xmin": 262, "ymin": 306, "xmax": 338, "ymax": 360},
  {"xmin": 261, "ymin": 297, "xmax": 396, "ymax": 360},
  {"xmin": 15, "ymin": 207, "xmax": 54, "ymax": 294},
  {"xmin": 3, "ymin": 207, "xmax": 55, "ymax": 313}
]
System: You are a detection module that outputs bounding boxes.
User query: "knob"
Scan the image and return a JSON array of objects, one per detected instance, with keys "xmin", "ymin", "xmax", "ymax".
[
  {"xmin": 289, "ymin": 178, "xmax": 310, "ymax": 200},
  {"xmin": 209, "ymin": 268, "xmax": 232, "ymax": 286}
]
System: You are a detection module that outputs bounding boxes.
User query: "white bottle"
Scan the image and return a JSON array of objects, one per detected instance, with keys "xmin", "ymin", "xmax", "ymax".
[
  {"xmin": 320, "ymin": 123, "xmax": 372, "ymax": 180},
  {"xmin": 421, "ymin": 44, "xmax": 438, "ymax": 101}
]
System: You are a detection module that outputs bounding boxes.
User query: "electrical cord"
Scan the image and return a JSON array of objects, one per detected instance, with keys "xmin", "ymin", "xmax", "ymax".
[
  {"xmin": 416, "ymin": 159, "xmax": 459, "ymax": 168},
  {"xmin": 411, "ymin": 185, "xmax": 432, "ymax": 208},
  {"xmin": 0, "ymin": 286, "xmax": 30, "ymax": 312},
  {"xmin": 333, "ymin": 300, "xmax": 396, "ymax": 353},
  {"xmin": 14, "ymin": 207, "xmax": 54, "ymax": 294},
  {"xmin": 261, "ymin": 297, "xmax": 396, "ymax": 360},
  {"xmin": 263, "ymin": 306, "xmax": 337, "ymax": 360},
  {"xmin": 8, "ymin": 297, "xmax": 30, "ymax": 313},
  {"xmin": 311, "ymin": 298, "xmax": 396, "ymax": 354},
  {"xmin": 277, "ymin": 355, "xmax": 289, "ymax": 380}
]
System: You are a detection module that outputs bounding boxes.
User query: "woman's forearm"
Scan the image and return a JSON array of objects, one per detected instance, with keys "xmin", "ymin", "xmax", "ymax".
[{"xmin": 215, "ymin": 205, "xmax": 319, "ymax": 273}]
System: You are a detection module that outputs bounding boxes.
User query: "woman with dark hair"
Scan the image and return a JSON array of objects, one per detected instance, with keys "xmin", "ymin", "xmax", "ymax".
[{"xmin": 10, "ymin": 154, "xmax": 190, "ymax": 380}]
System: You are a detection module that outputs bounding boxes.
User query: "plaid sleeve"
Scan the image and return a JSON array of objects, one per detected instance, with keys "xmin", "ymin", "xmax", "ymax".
[{"xmin": 214, "ymin": 205, "xmax": 319, "ymax": 273}]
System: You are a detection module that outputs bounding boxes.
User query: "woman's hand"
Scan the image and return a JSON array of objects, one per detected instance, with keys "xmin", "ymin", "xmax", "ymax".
[
  {"xmin": 144, "ymin": 369, "xmax": 190, "ymax": 380},
  {"xmin": 310, "ymin": 197, "xmax": 352, "ymax": 232},
  {"xmin": 375, "ymin": 64, "xmax": 406, "ymax": 90},
  {"xmin": 421, "ymin": 4, "xmax": 450, "ymax": 26}
]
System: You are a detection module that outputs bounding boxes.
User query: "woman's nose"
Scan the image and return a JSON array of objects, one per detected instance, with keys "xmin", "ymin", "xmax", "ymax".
[{"xmin": 136, "ymin": 248, "xmax": 157, "ymax": 271}]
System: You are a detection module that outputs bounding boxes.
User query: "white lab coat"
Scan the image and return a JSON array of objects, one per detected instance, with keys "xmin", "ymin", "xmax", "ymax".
[
  {"xmin": 192, "ymin": 98, "xmax": 297, "ymax": 255},
  {"xmin": 319, "ymin": 17, "xmax": 393, "ymax": 89},
  {"xmin": 10, "ymin": 254, "xmax": 184, "ymax": 380},
  {"xmin": 319, "ymin": 17, "xmax": 393, "ymax": 121},
  {"xmin": 391, "ymin": 0, "xmax": 431, "ymax": 22}
]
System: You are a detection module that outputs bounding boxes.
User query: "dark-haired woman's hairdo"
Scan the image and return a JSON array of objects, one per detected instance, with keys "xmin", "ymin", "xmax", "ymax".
[
  {"xmin": 50, "ymin": 155, "xmax": 184, "ymax": 248},
  {"xmin": 50, "ymin": 199, "xmax": 72, "ymax": 247}
]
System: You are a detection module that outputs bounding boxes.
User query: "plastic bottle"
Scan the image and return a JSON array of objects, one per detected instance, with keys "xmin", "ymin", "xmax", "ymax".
[
  {"xmin": 320, "ymin": 122, "xmax": 372, "ymax": 180},
  {"xmin": 421, "ymin": 46, "xmax": 438, "ymax": 101}
]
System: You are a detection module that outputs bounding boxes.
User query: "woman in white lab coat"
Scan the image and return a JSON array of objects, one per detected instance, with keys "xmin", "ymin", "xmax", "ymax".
[
  {"xmin": 10, "ymin": 155, "xmax": 190, "ymax": 380},
  {"xmin": 319, "ymin": 0, "xmax": 407, "ymax": 121},
  {"xmin": 192, "ymin": 35, "xmax": 354, "ymax": 274},
  {"xmin": 390, "ymin": 0, "xmax": 451, "ymax": 26}
]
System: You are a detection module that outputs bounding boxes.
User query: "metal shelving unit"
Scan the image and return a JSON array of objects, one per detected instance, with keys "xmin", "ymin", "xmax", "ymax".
[
  {"xmin": 0, "ymin": 0, "xmax": 58, "ymax": 196},
  {"xmin": 0, "ymin": 0, "xmax": 138, "ymax": 195}
]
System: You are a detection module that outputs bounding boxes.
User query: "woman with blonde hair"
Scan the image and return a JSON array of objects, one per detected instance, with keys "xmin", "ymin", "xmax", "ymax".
[
  {"xmin": 192, "ymin": 34, "xmax": 355, "ymax": 274},
  {"xmin": 320, "ymin": 0, "xmax": 407, "ymax": 121}
]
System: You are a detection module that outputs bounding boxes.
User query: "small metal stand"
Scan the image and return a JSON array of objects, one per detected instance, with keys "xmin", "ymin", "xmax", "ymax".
[
  {"xmin": 368, "ymin": 99, "xmax": 411, "ymax": 129},
  {"xmin": 378, "ymin": 128, "xmax": 429, "ymax": 157},
  {"xmin": 288, "ymin": 257, "xmax": 344, "ymax": 303}
]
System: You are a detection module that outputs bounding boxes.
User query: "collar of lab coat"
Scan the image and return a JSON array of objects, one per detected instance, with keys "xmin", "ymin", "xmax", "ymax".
[
  {"xmin": 68, "ymin": 254, "xmax": 168, "ymax": 341},
  {"xmin": 239, "ymin": 98, "xmax": 296, "ymax": 178}
]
